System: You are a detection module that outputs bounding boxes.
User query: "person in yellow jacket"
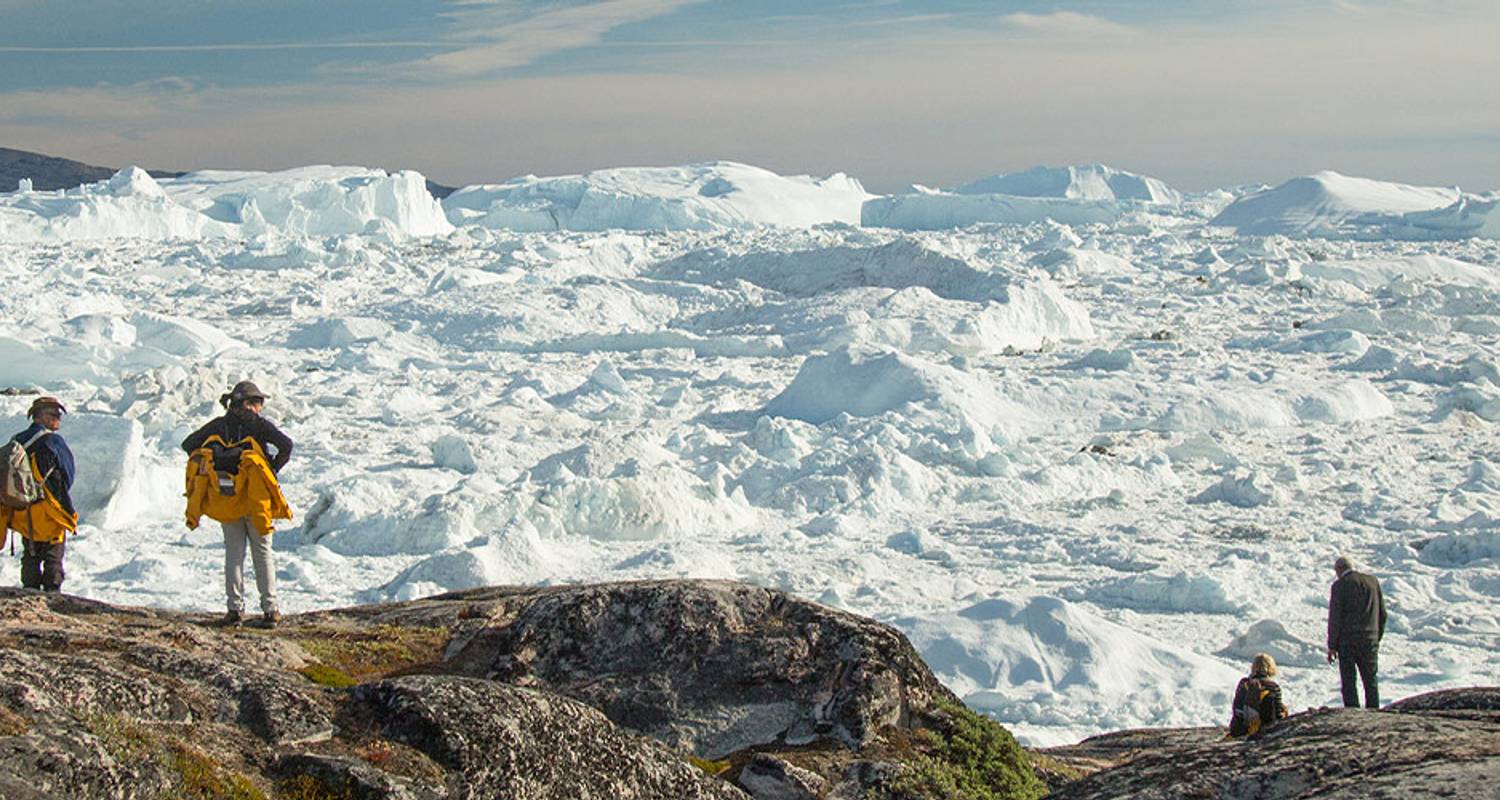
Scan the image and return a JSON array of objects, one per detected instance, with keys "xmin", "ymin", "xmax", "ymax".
[
  {"xmin": 181, "ymin": 381, "xmax": 293, "ymax": 627},
  {"xmin": 4, "ymin": 396, "xmax": 78, "ymax": 591}
]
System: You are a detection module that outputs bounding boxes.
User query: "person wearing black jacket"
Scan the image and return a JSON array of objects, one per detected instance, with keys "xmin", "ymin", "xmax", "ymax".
[
  {"xmin": 1326, "ymin": 555, "xmax": 1387, "ymax": 708},
  {"xmin": 181, "ymin": 381, "xmax": 293, "ymax": 627}
]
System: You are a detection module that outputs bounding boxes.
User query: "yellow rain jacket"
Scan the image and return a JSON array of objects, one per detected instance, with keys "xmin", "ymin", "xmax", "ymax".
[
  {"xmin": 184, "ymin": 435, "xmax": 292, "ymax": 536},
  {"xmin": 2, "ymin": 458, "xmax": 78, "ymax": 546}
]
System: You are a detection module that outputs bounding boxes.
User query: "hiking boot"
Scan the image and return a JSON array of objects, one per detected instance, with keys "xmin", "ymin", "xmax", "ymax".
[
  {"xmin": 220, "ymin": 610, "xmax": 244, "ymax": 627},
  {"xmin": 261, "ymin": 610, "xmax": 281, "ymax": 629}
]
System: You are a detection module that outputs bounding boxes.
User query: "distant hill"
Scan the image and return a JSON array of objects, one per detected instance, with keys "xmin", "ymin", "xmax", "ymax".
[
  {"xmin": 0, "ymin": 146, "xmax": 181, "ymax": 192},
  {"xmin": 0, "ymin": 146, "xmax": 456, "ymax": 199}
]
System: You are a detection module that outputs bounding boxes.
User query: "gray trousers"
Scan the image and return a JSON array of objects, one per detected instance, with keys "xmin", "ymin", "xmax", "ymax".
[{"xmin": 222, "ymin": 517, "xmax": 277, "ymax": 614}]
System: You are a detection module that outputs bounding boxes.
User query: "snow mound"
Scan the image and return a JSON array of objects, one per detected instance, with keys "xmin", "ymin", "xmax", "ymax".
[
  {"xmin": 954, "ymin": 164, "xmax": 1182, "ymax": 206},
  {"xmin": 896, "ymin": 596, "xmax": 1241, "ymax": 745},
  {"xmin": 287, "ymin": 317, "xmax": 394, "ymax": 349},
  {"xmin": 0, "ymin": 166, "xmax": 452, "ymax": 241},
  {"xmin": 1274, "ymin": 329, "xmax": 1371, "ymax": 357},
  {"xmin": 652, "ymin": 241, "xmax": 1093, "ymax": 355},
  {"xmin": 381, "ymin": 520, "xmax": 554, "ymax": 599},
  {"xmin": 1086, "ymin": 570, "xmax": 1250, "ymax": 614},
  {"xmin": 1416, "ymin": 531, "xmax": 1500, "ymax": 567},
  {"xmin": 764, "ymin": 346, "xmax": 1032, "ymax": 430},
  {"xmin": 1298, "ymin": 255, "xmax": 1500, "ymax": 290},
  {"xmin": 1065, "ymin": 348, "xmax": 1137, "ymax": 371},
  {"xmin": 654, "ymin": 239, "xmax": 1020, "ymax": 302},
  {"xmin": 1209, "ymin": 171, "xmax": 1497, "ymax": 239},
  {"xmin": 1219, "ymin": 619, "xmax": 1326, "ymax": 668},
  {"xmin": 1418, "ymin": 530, "xmax": 1500, "ymax": 567},
  {"xmin": 1189, "ymin": 470, "xmax": 1284, "ymax": 508},
  {"xmin": 442, "ymin": 161, "xmax": 870, "ymax": 231},
  {"xmin": 1152, "ymin": 380, "xmax": 1392, "ymax": 431},
  {"xmin": 522, "ymin": 435, "xmax": 760, "ymax": 542}
]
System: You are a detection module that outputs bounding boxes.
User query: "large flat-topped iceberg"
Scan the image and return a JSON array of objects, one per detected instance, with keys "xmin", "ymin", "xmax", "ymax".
[
  {"xmin": 0, "ymin": 165, "xmax": 452, "ymax": 242},
  {"xmin": 862, "ymin": 164, "xmax": 1180, "ymax": 230},
  {"xmin": 954, "ymin": 163, "xmax": 1182, "ymax": 206},
  {"xmin": 1210, "ymin": 171, "xmax": 1499, "ymax": 239},
  {"xmin": 442, "ymin": 161, "xmax": 871, "ymax": 231}
]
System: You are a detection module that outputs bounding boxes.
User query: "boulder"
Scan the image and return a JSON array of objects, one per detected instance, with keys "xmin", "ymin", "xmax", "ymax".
[{"xmin": 434, "ymin": 580, "xmax": 958, "ymax": 757}]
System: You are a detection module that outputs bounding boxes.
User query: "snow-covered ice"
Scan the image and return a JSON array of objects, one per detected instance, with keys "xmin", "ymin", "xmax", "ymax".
[
  {"xmin": 2, "ymin": 160, "xmax": 1499, "ymax": 747},
  {"xmin": 442, "ymin": 161, "xmax": 870, "ymax": 231},
  {"xmin": 863, "ymin": 164, "xmax": 1180, "ymax": 230},
  {"xmin": 1210, "ymin": 171, "xmax": 1500, "ymax": 240}
]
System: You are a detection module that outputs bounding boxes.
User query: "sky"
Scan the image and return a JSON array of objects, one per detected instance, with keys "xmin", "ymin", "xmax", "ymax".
[{"xmin": 1, "ymin": 0, "xmax": 1498, "ymax": 193}]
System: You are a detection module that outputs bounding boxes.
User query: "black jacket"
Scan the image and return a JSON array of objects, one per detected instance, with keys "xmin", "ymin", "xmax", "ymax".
[
  {"xmin": 181, "ymin": 411, "xmax": 293, "ymax": 474},
  {"xmin": 1328, "ymin": 570, "xmax": 1386, "ymax": 649}
]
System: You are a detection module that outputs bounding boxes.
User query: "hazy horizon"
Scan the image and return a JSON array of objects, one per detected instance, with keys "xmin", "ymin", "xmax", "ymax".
[{"xmin": 2, "ymin": 0, "xmax": 1498, "ymax": 194}]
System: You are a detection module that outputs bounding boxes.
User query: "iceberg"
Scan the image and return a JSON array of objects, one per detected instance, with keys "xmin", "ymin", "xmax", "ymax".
[
  {"xmin": 862, "ymin": 164, "xmax": 1179, "ymax": 230},
  {"xmin": 442, "ymin": 161, "xmax": 871, "ymax": 231},
  {"xmin": 1209, "ymin": 171, "xmax": 1500, "ymax": 239},
  {"xmin": 0, "ymin": 165, "xmax": 453, "ymax": 242}
]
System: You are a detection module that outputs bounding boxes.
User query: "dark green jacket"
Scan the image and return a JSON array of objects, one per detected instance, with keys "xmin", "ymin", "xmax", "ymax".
[{"xmin": 1327, "ymin": 570, "xmax": 1386, "ymax": 649}]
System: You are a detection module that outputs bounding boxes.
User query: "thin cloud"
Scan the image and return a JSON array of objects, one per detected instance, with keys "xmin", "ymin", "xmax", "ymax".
[
  {"xmin": 999, "ymin": 11, "xmax": 1135, "ymax": 38},
  {"xmin": 848, "ymin": 13, "xmax": 960, "ymax": 28},
  {"xmin": 408, "ymin": 0, "xmax": 707, "ymax": 78},
  {"xmin": 0, "ymin": 42, "xmax": 441, "ymax": 53}
]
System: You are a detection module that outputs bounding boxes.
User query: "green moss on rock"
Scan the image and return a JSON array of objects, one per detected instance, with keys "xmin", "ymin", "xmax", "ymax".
[
  {"xmin": 879, "ymin": 702, "xmax": 1046, "ymax": 800},
  {"xmin": 83, "ymin": 714, "xmax": 270, "ymax": 800},
  {"xmin": 293, "ymin": 625, "xmax": 449, "ymax": 681},
  {"xmin": 298, "ymin": 662, "xmax": 358, "ymax": 689}
]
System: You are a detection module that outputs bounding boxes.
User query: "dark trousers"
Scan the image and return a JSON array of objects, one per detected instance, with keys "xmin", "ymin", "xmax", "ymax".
[
  {"xmin": 1337, "ymin": 641, "xmax": 1379, "ymax": 709},
  {"xmin": 20, "ymin": 538, "xmax": 65, "ymax": 592}
]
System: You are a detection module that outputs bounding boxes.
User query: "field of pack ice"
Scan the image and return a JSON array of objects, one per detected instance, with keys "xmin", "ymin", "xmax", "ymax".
[{"xmin": 2, "ymin": 162, "xmax": 1498, "ymax": 745}]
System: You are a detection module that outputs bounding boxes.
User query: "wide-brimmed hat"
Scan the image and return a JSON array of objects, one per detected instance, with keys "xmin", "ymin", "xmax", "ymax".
[
  {"xmin": 27, "ymin": 396, "xmax": 67, "ymax": 418},
  {"xmin": 219, "ymin": 380, "xmax": 268, "ymax": 408}
]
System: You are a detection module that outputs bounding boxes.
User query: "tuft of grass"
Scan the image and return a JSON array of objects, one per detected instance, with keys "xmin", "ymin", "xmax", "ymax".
[
  {"xmin": 292, "ymin": 625, "xmax": 449, "ymax": 682},
  {"xmin": 168, "ymin": 743, "xmax": 269, "ymax": 800},
  {"xmin": 84, "ymin": 713, "xmax": 158, "ymax": 762},
  {"xmin": 274, "ymin": 774, "xmax": 357, "ymax": 800},
  {"xmin": 877, "ymin": 701, "xmax": 1047, "ymax": 800},
  {"xmin": 690, "ymin": 755, "xmax": 731, "ymax": 776},
  {"xmin": 1026, "ymin": 751, "xmax": 1086, "ymax": 786},
  {"xmin": 298, "ymin": 662, "xmax": 358, "ymax": 689},
  {"xmin": 0, "ymin": 705, "xmax": 31, "ymax": 736},
  {"xmin": 83, "ymin": 713, "xmax": 269, "ymax": 800}
]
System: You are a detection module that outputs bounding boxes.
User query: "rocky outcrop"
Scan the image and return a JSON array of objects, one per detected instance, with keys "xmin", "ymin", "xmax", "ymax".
[
  {"xmin": 429, "ymin": 581, "xmax": 958, "ymax": 757},
  {"xmin": 1044, "ymin": 689, "xmax": 1500, "ymax": 799},
  {"xmin": 355, "ymin": 676, "xmax": 742, "ymax": 799},
  {"xmin": 0, "ymin": 581, "xmax": 988, "ymax": 799}
]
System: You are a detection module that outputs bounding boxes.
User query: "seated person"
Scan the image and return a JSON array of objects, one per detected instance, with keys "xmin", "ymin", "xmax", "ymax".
[{"xmin": 1228, "ymin": 652, "xmax": 1289, "ymax": 737}]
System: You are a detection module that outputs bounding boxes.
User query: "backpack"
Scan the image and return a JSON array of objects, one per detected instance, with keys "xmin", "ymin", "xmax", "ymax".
[
  {"xmin": 1231, "ymin": 677, "xmax": 1280, "ymax": 737},
  {"xmin": 0, "ymin": 430, "xmax": 50, "ymax": 510}
]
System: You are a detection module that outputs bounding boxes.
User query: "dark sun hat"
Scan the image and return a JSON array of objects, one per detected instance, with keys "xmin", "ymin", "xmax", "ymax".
[{"xmin": 219, "ymin": 380, "xmax": 268, "ymax": 408}]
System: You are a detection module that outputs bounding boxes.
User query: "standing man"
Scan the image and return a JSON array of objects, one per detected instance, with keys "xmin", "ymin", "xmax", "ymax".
[
  {"xmin": 3, "ymin": 397, "xmax": 78, "ymax": 591},
  {"xmin": 182, "ymin": 381, "xmax": 293, "ymax": 627},
  {"xmin": 1327, "ymin": 555, "xmax": 1387, "ymax": 709}
]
